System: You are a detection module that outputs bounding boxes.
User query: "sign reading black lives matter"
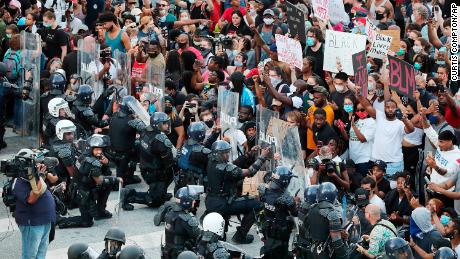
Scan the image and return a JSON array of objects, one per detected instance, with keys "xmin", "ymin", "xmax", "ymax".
[{"xmin": 286, "ymin": 2, "xmax": 306, "ymax": 43}]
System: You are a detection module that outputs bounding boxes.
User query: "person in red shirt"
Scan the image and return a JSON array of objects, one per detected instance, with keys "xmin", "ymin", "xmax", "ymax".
[
  {"xmin": 218, "ymin": 0, "xmax": 246, "ymax": 28},
  {"xmin": 176, "ymin": 33, "xmax": 204, "ymax": 60}
]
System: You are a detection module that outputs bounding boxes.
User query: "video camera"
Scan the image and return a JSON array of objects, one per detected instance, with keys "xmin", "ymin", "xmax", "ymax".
[
  {"xmin": 321, "ymin": 159, "xmax": 339, "ymax": 175},
  {"xmin": 0, "ymin": 149, "xmax": 58, "ymax": 179}
]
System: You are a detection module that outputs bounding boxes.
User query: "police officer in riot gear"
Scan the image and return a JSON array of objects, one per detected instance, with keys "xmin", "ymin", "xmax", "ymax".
[
  {"xmin": 384, "ymin": 237, "xmax": 414, "ymax": 259},
  {"xmin": 67, "ymin": 242, "xmax": 99, "ymax": 259},
  {"xmin": 162, "ymin": 185, "xmax": 203, "ymax": 259},
  {"xmin": 41, "ymin": 70, "xmax": 67, "ymax": 119},
  {"xmin": 72, "ymin": 85, "xmax": 108, "ymax": 137},
  {"xmin": 205, "ymin": 140, "xmax": 270, "ymax": 244},
  {"xmin": 258, "ymin": 166, "xmax": 298, "ymax": 259},
  {"xmin": 98, "ymin": 227, "xmax": 126, "ymax": 259},
  {"xmin": 58, "ymin": 134, "xmax": 121, "ymax": 228},
  {"xmin": 306, "ymin": 182, "xmax": 349, "ymax": 259},
  {"xmin": 177, "ymin": 251, "xmax": 198, "ymax": 259},
  {"xmin": 196, "ymin": 212, "xmax": 231, "ymax": 259},
  {"xmin": 177, "ymin": 121, "xmax": 211, "ymax": 190},
  {"xmin": 434, "ymin": 247, "xmax": 457, "ymax": 259},
  {"xmin": 108, "ymin": 96, "xmax": 145, "ymax": 186},
  {"xmin": 50, "ymin": 120, "xmax": 79, "ymax": 181},
  {"xmin": 121, "ymin": 112, "xmax": 176, "ymax": 210},
  {"xmin": 294, "ymin": 184, "xmax": 319, "ymax": 258},
  {"xmin": 118, "ymin": 245, "xmax": 145, "ymax": 259},
  {"xmin": 43, "ymin": 97, "xmax": 74, "ymax": 147}
]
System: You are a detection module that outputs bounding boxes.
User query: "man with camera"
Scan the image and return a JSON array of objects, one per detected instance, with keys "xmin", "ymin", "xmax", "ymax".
[{"xmin": 12, "ymin": 154, "xmax": 56, "ymax": 259}]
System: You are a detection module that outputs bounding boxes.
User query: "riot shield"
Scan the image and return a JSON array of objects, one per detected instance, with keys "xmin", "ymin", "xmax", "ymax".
[
  {"xmin": 77, "ymin": 37, "xmax": 101, "ymax": 100},
  {"xmin": 145, "ymin": 61, "xmax": 165, "ymax": 112},
  {"xmin": 13, "ymin": 31, "xmax": 41, "ymax": 148},
  {"xmin": 125, "ymin": 96, "xmax": 151, "ymax": 127},
  {"xmin": 113, "ymin": 49, "xmax": 131, "ymax": 95},
  {"xmin": 256, "ymin": 105, "xmax": 279, "ymax": 172},
  {"xmin": 269, "ymin": 118, "xmax": 309, "ymax": 195},
  {"xmin": 217, "ymin": 86, "xmax": 240, "ymax": 161}
]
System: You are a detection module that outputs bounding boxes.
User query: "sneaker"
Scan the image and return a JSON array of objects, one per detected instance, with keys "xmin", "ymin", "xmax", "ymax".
[{"xmin": 94, "ymin": 210, "xmax": 112, "ymax": 220}]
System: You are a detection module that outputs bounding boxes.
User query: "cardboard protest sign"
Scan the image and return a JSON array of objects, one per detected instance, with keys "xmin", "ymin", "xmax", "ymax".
[
  {"xmin": 275, "ymin": 34, "xmax": 303, "ymax": 69},
  {"xmin": 352, "ymin": 50, "xmax": 368, "ymax": 98},
  {"xmin": 388, "ymin": 55, "xmax": 416, "ymax": 100},
  {"xmin": 323, "ymin": 30, "xmax": 367, "ymax": 75},
  {"xmin": 312, "ymin": 0, "xmax": 329, "ymax": 21},
  {"xmin": 368, "ymin": 33, "xmax": 392, "ymax": 59},
  {"xmin": 328, "ymin": 0, "xmax": 349, "ymax": 25},
  {"xmin": 365, "ymin": 18, "xmax": 378, "ymax": 42},
  {"xmin": 286, "ymin": 2, "xmax": 306, "ymax": 43},
  {"xmin": 380, "ymin": 29, "xmax": 401, "ymax": 52}
]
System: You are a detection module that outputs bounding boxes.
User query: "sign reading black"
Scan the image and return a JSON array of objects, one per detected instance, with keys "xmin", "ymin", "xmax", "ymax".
[{"xmin": 286, "ymin": 2, "xmax": 306, "ymax": 43}]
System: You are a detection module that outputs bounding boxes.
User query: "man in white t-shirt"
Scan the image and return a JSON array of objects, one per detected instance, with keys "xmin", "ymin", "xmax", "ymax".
[{"xmin": 361, "ymin": 176, "xmax": 386, "ymax": 215}]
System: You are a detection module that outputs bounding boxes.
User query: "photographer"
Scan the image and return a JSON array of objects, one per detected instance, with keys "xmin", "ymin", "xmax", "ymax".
[{"xmin": 12, "ymin": 157, "xmax": 56, "ymax": 259}]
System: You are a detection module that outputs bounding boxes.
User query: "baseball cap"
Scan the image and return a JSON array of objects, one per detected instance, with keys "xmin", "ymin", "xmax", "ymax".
[
  {"xmin": 355, "ymin": 188, "xmax": 370, "ymax": 207},
  {"xmin": 263, "ymin": 9, "xmax": 274, "ymax": 16},
  {"xmin": 311, "ymin": 86, "xmax": 329, "ymax": 96},
  {"xmin": 372, "ymin": 160, "xmax": 387, "ymax": 172}
]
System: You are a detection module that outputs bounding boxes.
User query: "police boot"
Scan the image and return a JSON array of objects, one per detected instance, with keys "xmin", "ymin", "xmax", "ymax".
[
  {"xmin": 231, "ymin": 227, "xmax": 254, "ymax": 244},
  {"xmin": 120, "ymin": 188, "xmax": 135, "ymax": 211},
  {"xmin": 125, "ymin": 175, "xmax": 142, "ymax": 185},
  {"xmin": 94, "ymin": 210, "xmax": 113, "ymax": 220}
]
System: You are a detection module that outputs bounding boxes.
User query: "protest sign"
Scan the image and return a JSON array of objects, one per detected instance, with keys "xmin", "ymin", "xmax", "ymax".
[
  {"xmin": 368, "ymin": 33, "xmax": 392, "ymax": 59},
  {"xmin": 388, "ymin": 55, "xmax": 416, "ymax": 100},
  {"xmin": 380, "ymin": 29, "xmax": 401, "ymax": 52},
  {"xmin": 352, "ymin": 50, "xmax": 368, "ymax": 98},
  {"xmin": 328, "ymin": 0, "xmax": 349, "ymax": 25},
  {"xmin": 365, "ymin": 18, "xmax": 378, "ymax": 42},
  {"xmin": 275, "ymin": 34, "xmax": 303, "ymax": 69},
  {"xmin": 312, "ymin": 0, "xmax": 329, "ymax": 21},
  {"xmin": 323, "ymin": 30, "xmax": 367, "ymax": 75},
  {"xmin": 286, "ymin": 2, "xmax": 306, "ymax": 43}
]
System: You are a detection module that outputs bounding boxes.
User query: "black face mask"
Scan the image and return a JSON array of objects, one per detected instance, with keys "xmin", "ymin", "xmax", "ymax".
[
  {"xmin": 148, "ymin": 52, "xmax": 158, "ymax": 58},
  {"xmin": 375, "ymin": 12, "xmax": 384, "ymax": 20},
  {"xmin": 204, "ymin": 120, "xmax": 214, "ymax": 128},
  {"xmin": 178, "ymin": 42, "xmax": 187, "ymax": 49},
  {"xmin": 307, "ymin": 84, "xmax": 315, "ymax": 92},
  {"xmin": 165, "ymin": 106, "xmax": 173, "ymax": 113},
  {"xmin": 407, "ymin": 38, "xmax": 415, "ymax": 47}
]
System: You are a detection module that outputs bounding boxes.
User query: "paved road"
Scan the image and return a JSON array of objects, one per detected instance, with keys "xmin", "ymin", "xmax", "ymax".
[{"xmin": 0, "ymin": 130, "xmax": 263, "ymax": 258}]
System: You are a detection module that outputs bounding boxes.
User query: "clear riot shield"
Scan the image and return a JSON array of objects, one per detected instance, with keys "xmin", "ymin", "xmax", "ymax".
[
  {"xmin": 125, "ymin": 96, "xmax": 151, "ymax": 127},
  {"xmin": 269, "ymin": 117, "xmax": 309, "ymax": 195},
  {"xmin": 77, "ymin": 37, "xmax": 101, "ymax": 99},
  {"xmin": 113, "ymin": 49, "xmax": 131, "ymax": 95},
  {"xmin": 256, "ymin": 105, "xmax": 279, "ymax": 172},
  {"xmin": 15, "ymin": 31, "xmax": 41, "ymax": 148},
  {"xmin": 217, "ymin": 86, "xmax": 240, "ymax": 161},
  {"xmin": 145, "ymin": 61, "xmax": 165, "ymax": 112}
]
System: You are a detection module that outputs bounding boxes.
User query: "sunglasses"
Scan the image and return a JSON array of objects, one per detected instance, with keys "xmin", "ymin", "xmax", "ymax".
[{"xmin": 158, "ymin": 4, "xmax": 168, "ymax": 7}]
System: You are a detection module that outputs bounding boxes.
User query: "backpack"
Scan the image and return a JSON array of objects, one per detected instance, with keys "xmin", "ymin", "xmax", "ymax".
[{"xmin": 3, "ymin": 50, "xmax": 21, "ymax": 81}]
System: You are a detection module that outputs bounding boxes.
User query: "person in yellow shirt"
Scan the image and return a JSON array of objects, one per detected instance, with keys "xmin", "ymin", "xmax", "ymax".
[{"xmin": 306, "ymin": 86, "xmax": 335, "ymax": 153}]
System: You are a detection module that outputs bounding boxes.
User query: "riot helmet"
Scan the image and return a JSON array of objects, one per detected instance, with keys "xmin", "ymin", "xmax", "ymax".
[
  {"xmin": 86, "ymin": 134, "xmax": 111, "ymax": 148},
  {"xmin": 434, "ymin": 247, "xmax": 457, "ymax": 259},
  {"xmin": 77, "ymin": 85, "xmax": 94, "ymax": 105},
  {"xmin": 317, "ymin": 182, "xmax": 338, "ymax": 203},
  {"xmin": 150, "ymin": 112, "xmax": 171, "ymax": 134},
  {"xmin": 50, "ymin": 71, "xmax": 67, "ymax": 94},
  {"xmin": 177, "ymin": 251, "xmax": 199, "ymax": 259},
  {"xmin": 67, "ymin": 243, "xmax": 99, "ymax": 259},
  {"xmin": 304, "ymin": 185, "xmax": 319, "ymax": 205},
  {"xmin": 211, "ymin": 140, "xmax": 232, "ymax": 162},
  {"xmin": 118, "ymin": 245, "xmax": 145, "ymax": 259},
  {"xmin": 202, "ymin": 212, "xmax": 225, "ymax": 237},
  {"xmin": 175, "ymin": 185, "xmax": 204, "ymax": 210},
  {"xmin": 56, "ymin": 120, "xmax": 76, "ymax": 141},
  {"xmin": 48, "ymin": 97, "xmax": 71, "ymax": 118},
  {"xmin": 119, "ymin": 96, "xmax": 136, "ymax": 115},
  {"xmin": 384, "ymin": 237, "xmax": 414, "ymax": 259},
  {"xmin": 271, "ymin": 166, "xmax": 295, "ymax": 189},
  {"xmin": 104, "ymin": 227, "xmax": 126, "ymax": 257},
  {"xmin": 187, "ymin": 122, "xmax": 206, "ymax": 143}
]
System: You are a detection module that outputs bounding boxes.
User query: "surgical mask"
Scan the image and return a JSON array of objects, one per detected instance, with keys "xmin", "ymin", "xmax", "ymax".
[
  {"xmin": 335, "ymin": 84, "xmax": 345, "ymax": 92},
  {"xmin": 306, "ymin": 37, "xmax": 314, "ymax": 47},
  {"xmin": 270, "ymin": 76, "xmax": 281, "ymax": 86},
  {"xmin": 440, "ymin": 215, "xmax": 451, "ymax": 225},
  {"xmin": 355, "ymin": 111, "xmax": 368, "ymax": 119},
  {"xmin": 344, "ymin": 104, "xmax": 353, "ymax": 113},
  {"xmin": 413, "ymin": 45, "xmax": 422, "ymax": 54},
  {"xmin": 376, "ymin": 88, "xmax": 384, "ymax": 97},
  {"xmin": 396, "ymin": 48, "xmax": 405, "ymax": 56},
  {"xmin": 234, "ymin": 60, "xmax": 243, "ymax": 67},
  {"xmin": 263, "ymin": 18, "xmax": 274, "ymax": 25},
  {"xmin": 414, "ymin": 62, "xmax": 422, "ymax": 70},
  {"xmin": 368, "ymin": 82, "xmax": 375, "ymax": 91},
  {"xmin": 43, "ymin": 22, "xmax": 52, "ymax": 28},
  {"xmin": 367, "ymin": 63, "xmax": 372, "ymax": 72}
]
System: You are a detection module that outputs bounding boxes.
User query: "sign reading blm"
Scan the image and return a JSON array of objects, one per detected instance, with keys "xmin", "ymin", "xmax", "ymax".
[{"xmin": 388, "ymin": 55, "xmax": 416, "ymax": 100}]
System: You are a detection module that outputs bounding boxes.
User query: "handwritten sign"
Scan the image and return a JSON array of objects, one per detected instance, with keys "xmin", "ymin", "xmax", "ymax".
[
  {"xmin": 328, "ymin": 0, "xmax": 349, "ymax": 24},
  {"xmin": 380, "ymin": 29, "xmax": 401, "ymax": 52},
  {"xmin": 365, "ymin": 18, "xmax": 378, "ymax": 42},
  {"xmin": 388, "ymin": 55, "xmax": 416, "ymax": 100},
  {"xmin": 323, "ymin": 30, "xmax": 367, "ymax": 75},
  {"xmin": 368, "ymin": 33, "xmax": 392, "ymax": 59},
  {"xmin": 312, "ymin": 0, "xmax": 329, "ymax": 21},
  {"xmin": 286, "ymin": 2, "xmax": 306, "ymax": 43},
  {"xmin": 352, "ymin": 50, "xmax": 368, "ymax": 98},
  {"xmin": 275, "ymin": 34, "xmax": 303, "ymax": 70}
]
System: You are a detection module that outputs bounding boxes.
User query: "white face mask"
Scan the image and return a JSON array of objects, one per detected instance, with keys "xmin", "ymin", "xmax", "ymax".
[
  {"xmin": 270, "ymin": 76, "xmax": 281, "ymax": 86},
  {"xmin": 368, "ymin": 82, "xmax": 375, "ymax": 91},
  {"xmin": 263, "ymin": 18, "xmax": 274, "ymax": 25},
  {"xmin": 335, "ymin": 84, "xmax": 345, "ymax": 92},
  {"xmin": 413, "ymin": 45, "xmax": 423, "ymax": 54}
]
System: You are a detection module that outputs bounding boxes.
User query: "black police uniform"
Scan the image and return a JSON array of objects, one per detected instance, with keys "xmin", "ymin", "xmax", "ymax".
[
  {"xmin": 108, "ymin": 109, "xmax": 145, "ymax": 183},
  {"xmin": 295, "ymin": 201, "xmax": 314, "ymax": 258},
  {"xmin": 195, "ymin": 231, "xmax": 231, "ymax": 259},
  {"xmin": 259, "ymin": 185, "xmax": 297, "ymax": 258},
  {"xmin": 162, "ymin": 204, "xmax": 201, "ymax": 259},
  {"xmin": 72, "ymin": 100, "xmax": 108, "ymax": 137},
  {"xmin": 205, "ymin": 153, "xmax": 266, "ymax": 242},
  {"xmin": 177, "ymin": 138, "xmax": 211, "ymax": 190},
  {"xmin": 42, "ymin": 114, "xmax": 61, "ymax": 147},
  {"xmin": 306, "ymin": 200, "xmax": 348, "ymax": 259},
  {"xmin": 58, "ymin": 155, "xmax": 116, "ymax": 228}
]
